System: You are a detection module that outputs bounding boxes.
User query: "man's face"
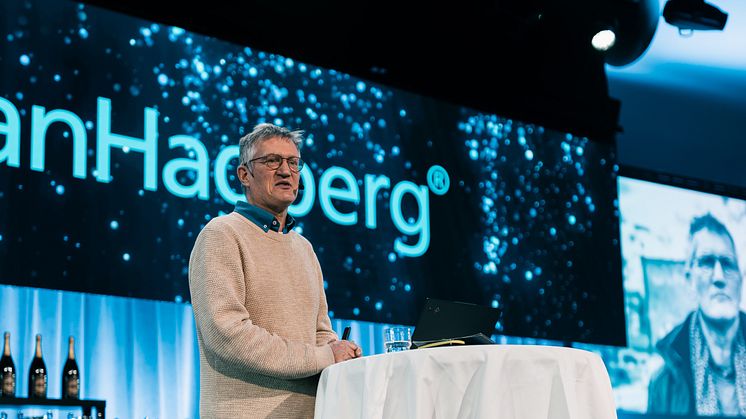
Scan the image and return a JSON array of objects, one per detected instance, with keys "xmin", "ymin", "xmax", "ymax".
[
  {"xmin": 689, "ymin": 229, "xmax": 742, "ymax": 322},
  {"xmin": 238, "ymin": 136, "xmax": 300, "ymax": 213}
]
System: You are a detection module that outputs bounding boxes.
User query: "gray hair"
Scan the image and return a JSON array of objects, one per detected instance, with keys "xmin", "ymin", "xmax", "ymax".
[
  {"xmin": 238, "ymin": 123, "xmax": 303, "ymax": 166},
  {"xmin": 686, "ymin": 212, "xmax": 737, "ymax": 270}
]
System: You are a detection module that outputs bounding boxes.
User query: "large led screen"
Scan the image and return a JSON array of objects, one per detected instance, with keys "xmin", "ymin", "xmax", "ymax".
[{"xmin": 0, "ymin": 0, "xmax": 624, "ymax": 345}]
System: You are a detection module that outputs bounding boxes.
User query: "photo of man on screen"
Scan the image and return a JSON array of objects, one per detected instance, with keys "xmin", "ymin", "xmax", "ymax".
[{"xmin": 648, "ymin": 213, "xmax": 746, "ymax": 416}]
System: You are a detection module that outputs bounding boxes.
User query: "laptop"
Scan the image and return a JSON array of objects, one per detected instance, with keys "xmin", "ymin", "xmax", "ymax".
[{"xmin": 410, "ymin": 298, "xmax": 500, "ymax": 349}]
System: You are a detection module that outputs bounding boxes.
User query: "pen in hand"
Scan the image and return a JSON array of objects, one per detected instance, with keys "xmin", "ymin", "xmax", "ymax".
[{"xmin": 341, "ymin": 326, "xmax": 351, "ymax": 341}]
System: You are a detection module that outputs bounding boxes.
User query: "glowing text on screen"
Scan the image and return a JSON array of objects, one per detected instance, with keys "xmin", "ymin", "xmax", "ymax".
[{"xmin": 0, "ymin": 96, "xmax": 446, "ymax": 257}]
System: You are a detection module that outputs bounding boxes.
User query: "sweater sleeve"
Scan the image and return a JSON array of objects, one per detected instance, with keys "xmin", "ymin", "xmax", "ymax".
[
  {"xmin": 311, "ymin": 249, "xmax": 338, "ymax": 347},
  {"xmin": 188, "ymin": 223, "xmax": 335, "ymax": 380}
]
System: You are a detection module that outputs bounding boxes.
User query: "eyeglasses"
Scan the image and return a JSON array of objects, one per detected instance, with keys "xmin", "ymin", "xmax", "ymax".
[
  {"xmin": 247, "ymin": 154, "xmax": 304, "ymax": 173},
  {"xmin": 692, "ymin": 255, "xmax": 741, "ymax": 278}
]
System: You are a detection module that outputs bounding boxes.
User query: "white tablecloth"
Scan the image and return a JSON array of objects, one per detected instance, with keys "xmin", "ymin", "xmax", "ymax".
[{"xmin": 315, "ymin": 345, "xmax": 616, "ymax": 419}]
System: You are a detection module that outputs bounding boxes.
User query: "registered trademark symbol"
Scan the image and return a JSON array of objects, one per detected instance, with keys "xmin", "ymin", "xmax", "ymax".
[{"xmin": 427, "ymin": 165, "xmax": 449, "ymax": 195}]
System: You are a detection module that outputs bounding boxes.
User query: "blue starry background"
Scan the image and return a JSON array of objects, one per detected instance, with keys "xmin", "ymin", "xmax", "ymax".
[{"xmin": 0, "ymin": 0, "xmax": 624, "ymax": 345}]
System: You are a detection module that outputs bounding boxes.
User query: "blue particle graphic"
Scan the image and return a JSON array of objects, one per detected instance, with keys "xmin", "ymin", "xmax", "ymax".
[
  {"xmin": 158, "ymin": 74, "xmax": 169, "ymax": 86},
  {"xmin": 122, "ymin": 253, "xmax": 131, "ymax": 261},
  {"xmin": 19, "ymin": 54, "xmax": 30, "ymax": 66},
  {"xmin": 388, "ymin": 252, "xmax": 396, "ymax": 262},
  {"xmin": 568, "ymin": 215, "xmax": 577, "ymax": 225},
  {"xmin": 353, "ymin": 307, "xmax": 360, "ymax": 316},
  {"xmin": 375, "ymin": 301, "xmax": 383, "ymax": 311},
  {"xmin": 177, "ymin": 218, "xmax": 185, "ymax": 227},
  {"xmin": 404, "ymin": 284, "xmax": 412, "ymax": 292},
  {"xmin": 110, "ymin": 220, "xmax": 119, "ymax": 230},
  {"xmin": 55, "ymin": 185, "xmax": 65, "ymax": 195},
  {"xmin": 525, "ymin": 271, "xmax": 534, "ymax": 281},
  {"xmin": 78, "ymin": 28, "xmax": 88, "ymax": 39}
]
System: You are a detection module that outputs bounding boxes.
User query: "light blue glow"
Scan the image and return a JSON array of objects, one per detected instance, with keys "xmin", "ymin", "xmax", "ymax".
[
  {"xmin": 363, "ymin": 174, "xmax": 390, "ymax": 229},
  {"xmin": 390, "ymin": 181, "xmax": 430, "ymax": 257},
  {"xmin": 95, "ymin": 97, "xmax": 159, "ymax": 191},
  {"xmin": 318, "ymin": 166, "xmax": 359, "ymax": 226},
  {"xmin": 0, "ymin": 97, "xmax": 22, "ymax": 168},
  {"xmin": 30, "ymin": 105, "xmax": 88, "ymax": 179},
  {"xmin": 122, "ymin": 253, "xmax": 130, "ymax": 261},
  {"xmin": 19, "ymin": 54, "xmax": 30, "ymax": 66},
  {"xmin": 110, "ymin": 220, "xmax": 119, "ymax": 230},
  {"xmin": 426, "ymin": 165, "xmax": 450, "ymax": 196},
  {"xmin": 162, "ymin": 135, "xmax": 210, "ymax": 200}
]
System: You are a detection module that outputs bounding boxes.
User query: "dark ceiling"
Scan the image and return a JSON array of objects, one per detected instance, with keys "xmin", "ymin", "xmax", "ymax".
[{"xmin": 81, "ymin": 0, "xmax": 624, "ymax": 141}]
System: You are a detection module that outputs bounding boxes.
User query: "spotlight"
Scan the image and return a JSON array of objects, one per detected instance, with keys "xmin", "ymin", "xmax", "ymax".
[
  {"xmin": 663, "ymin": 0, "xmax": 727, "ymax": 31},
  {"xmin": 592, "ymin": 29, "xmax": 616, "ymax": 51},
  {"xmin": 593, "ymin": 0, "xmax": 659, "ymax": 66}
]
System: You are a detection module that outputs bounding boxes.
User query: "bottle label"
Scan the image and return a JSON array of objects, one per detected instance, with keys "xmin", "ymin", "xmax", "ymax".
[
  {"xmin": 31, "ymin": 374, "xmax": 47, "ymax": 397},
  {"xmin": 1, "ymin": 373, "xmax": 15, "ymax": 396},
  {"xmin": 64, "ymin": 376, "xmax": 80, "ymax": 399}
]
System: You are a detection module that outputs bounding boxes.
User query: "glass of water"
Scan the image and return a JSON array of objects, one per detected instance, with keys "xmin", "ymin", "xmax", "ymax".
[{"xmin": 383, "ymin": 326, "xmax": 411, "ymax": 353}]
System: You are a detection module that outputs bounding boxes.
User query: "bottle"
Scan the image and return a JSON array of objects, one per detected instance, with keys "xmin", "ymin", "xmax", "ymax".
[
  {"xmin": 61, "ymin": 336, "xmax": 79, "ymax": 399},
  {"xmin": 0, "ymin": 332, "xmax": 16, "ymax": 397},
  {"xmin": 27, "ymin": 334, "xmax": 47, "ymax": 398}
]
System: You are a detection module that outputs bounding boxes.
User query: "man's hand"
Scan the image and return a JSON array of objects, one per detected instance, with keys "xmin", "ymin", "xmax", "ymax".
[{"xmin": 330, "ymin": 340, "xmax": 363, "ymax": 363}]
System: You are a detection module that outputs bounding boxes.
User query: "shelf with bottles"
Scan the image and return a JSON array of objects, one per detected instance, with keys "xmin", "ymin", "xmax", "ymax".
[
  {"xmin": 2, "ymin": 333, "xmax": 81, "ymax": 400},
  {"xmin": 0, "ymin": 396, "xmax": 106, "ymax": 418}
]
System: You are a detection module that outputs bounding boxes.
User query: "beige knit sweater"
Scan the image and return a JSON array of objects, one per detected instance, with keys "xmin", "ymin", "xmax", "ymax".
[{"xmin": 188, "ymin": 211, "xmax": 337, "ymax": 418}]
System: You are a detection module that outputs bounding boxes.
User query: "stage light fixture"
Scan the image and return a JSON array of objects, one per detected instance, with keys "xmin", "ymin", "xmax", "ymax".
[
  {"xmin": 592, "ymin": 29, "xmax": 616, "ymax": 51},
  {"xmin": 663, "ymin": 0, "xmax": 727, "ymax": 31},
  {"xmin": 593, "ymin": 0, "xmax": 659, "ymax": 66}
]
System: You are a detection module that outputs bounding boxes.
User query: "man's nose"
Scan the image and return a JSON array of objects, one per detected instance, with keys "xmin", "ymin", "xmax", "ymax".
[
  {"xmin": 276, "ymin": 159, "xmax": 291, "ymax": 176},
  {"xmin": 713, "ymin": 259, "xmax": 726, "ymax": 280},
  {"xmin": 711, "ymin": 259, "xmax": 727, "ymax": 289}
]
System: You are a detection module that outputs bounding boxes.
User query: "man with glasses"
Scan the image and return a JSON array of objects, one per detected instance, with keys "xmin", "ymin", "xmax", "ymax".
[
  {"xmin": 189, "ymin": 123, "xmax": 362, "ymax": 418},
  {"xmin": 648, "ymin": 213, "xmax": 746, "ymax": 416}
]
